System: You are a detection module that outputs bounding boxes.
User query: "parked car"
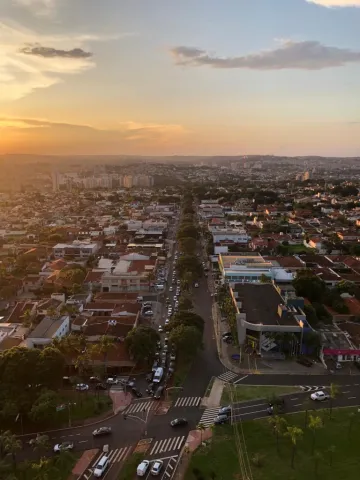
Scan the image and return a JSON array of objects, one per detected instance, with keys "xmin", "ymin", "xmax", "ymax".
[
  {"xmin": 170, "ymin": 418, "xmax": 188, "ymax": 427},
  {"xmin": 150, "ymin": 460, "xmax": 164, "ymax": 476},
  {"xmin": 54, "ymin": 441, "xmax": 74, "ymax": 453},
  {"xmin": 311, "ymin": 391, "xmax": 329, "ymax": 401},
  {"xmin": 296, "ymin": 357, "xmax": 313, "ymax": 367},
  {"xmin": 92, "ymin": 427, "xmax": 112, "ymax": 437},
  {"xmin": 214, "ymin": 414, "xmax": 229, "ymax": 425},
  {"xmin": 154, "ymin": 386, "xmax": 164, "ymax": 399},
  {"xmin": 170, "ymin": 354, "xmax": 176, "ymax": 361},
  {"xmin": 218, "ymin": 406, "xmax": 231, "ymax": 416},
  {"xmin": 106, "ymin": 378, "xmax": 119, "ymax": 385},
  {"xmin": 146, "ymin": 373, "xmax": 153, "ymax": 382},
  {"xmin": 137, "ymin": 460, "xmax": 150, "ymax": 477},
  {"xmin": 75, "ymin": 383, "xmax": 89, "ymax": 391},
  {"xmin": 194, "ymin": 283, "xmax": 199, "ymax": 288},
  {"xmin": 89, "ymin": 376, "xmax": 101, "ymax": 383},
  {"xmin": 131, "ymin": 387, "xmax": 142, "ymax": 398},
  {"xmin": 146, "ymin": 382, "xmax": 155, "ymax": 394},
  {"xmin": 158, "ymin": 325, "xmax": 164, "ymax": 332},
  {"xmin": 144, "ymin": 310, "xmax": 154, "ymax": 316},
  {"xmin": 169, "ymin": 286, "xmax": 173, "ymax": 292}
]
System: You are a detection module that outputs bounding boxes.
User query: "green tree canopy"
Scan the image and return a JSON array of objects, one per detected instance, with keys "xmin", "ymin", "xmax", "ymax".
[
  {"xmin": 168, "ymin": 325, "xmax": 202, "ymax": 359},
  {"xmin": 293, "ymin": 270, "xmax": 326, "ymax": 302},
  {"xmin": 179, "ymin": 237, "xmax": 197, "ymax": 255},
  {"xmin": 125, "ymin": 325, "xmax": 159, "ymax": 363},
  {"xmin": 177, "ymin": 224, "xmax": 199, "ymax": 240},
  {"xmin": 176, "ymin": 255, "xmax": 202, "ymax": 280},
  {"xmin": 167, "ymin": 311, "xmax": 204, "ymax": 333},
  {"xmin": 29, "ymin": 390, "xmax": 59, "ymax": 423}
]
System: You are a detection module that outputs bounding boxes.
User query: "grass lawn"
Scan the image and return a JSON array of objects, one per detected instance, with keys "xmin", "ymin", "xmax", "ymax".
[
  {"xmin": 221, "ymin": 385, "xmax": 301, "ymax": 404},
  {"xmin": 119, "ymin": 452, "xmax": 145, "ymax": 480},
  {"xmin": 56, "ymin": 392, "xmax": 113, "ymax": 426},
  {"xmin": 186, "ymin": 407, "xmax": 360, "ymax": 480},
  {"xmin": 173, "ymin": 357, "xmax": 193, "ymax": 388}
]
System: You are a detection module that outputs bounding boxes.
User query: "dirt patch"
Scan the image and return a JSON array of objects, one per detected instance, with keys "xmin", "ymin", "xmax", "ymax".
[{"xmin": 134, "ymin": 437, "xmax": 153, "ymax": 454}]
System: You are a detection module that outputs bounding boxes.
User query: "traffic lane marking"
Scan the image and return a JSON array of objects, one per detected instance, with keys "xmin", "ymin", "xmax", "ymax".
[
  {"xmin": 232, "ymin": 402, "xmax": 267, "ymax": 411},
  {"xmin": 232, "ymin": 408, "xmax": 269, "ymax": 419}
]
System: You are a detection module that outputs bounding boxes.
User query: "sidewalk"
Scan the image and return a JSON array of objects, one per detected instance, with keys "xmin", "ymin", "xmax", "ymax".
[{"xmin": 109, "ymin": 391, "xmax": 132, "ymax": 414}]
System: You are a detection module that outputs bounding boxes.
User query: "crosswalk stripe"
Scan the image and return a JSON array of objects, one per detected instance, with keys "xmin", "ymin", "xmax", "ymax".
[
  {"xmin": 198, "ymin": 407, "xmax": 219, "ymax": 427},
  {"xmin": 149, "ymin": 436, "xmax": 185, "ymax": 456},
  {"xmin": 124, "ymin": 401, "xmax": 155, "ymax": 414},
  {"xmin": 91, "ymin": 447, "xmax": 129, "ymax": 467},
  {"xmin": 218, "ymin": 371, "xmax": 238, "ymax": 382},
  {"xmin": 174, "ymin": 396, "xmax": 201, "ymax": 407}
]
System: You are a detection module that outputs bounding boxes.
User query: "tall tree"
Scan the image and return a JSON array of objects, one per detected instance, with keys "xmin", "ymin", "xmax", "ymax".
[
  {"xmin": 285, "ymin": 426, "xmax": 303, "ymax": 469},
  {"xmin": 98, "ymin": 336, "xmax": 115, "ymax": 376},
  {"xmin": 329, "ymin": 383, "xmax": 340, "ymax": 419},
  {"xmin": 169, "ymin": 325, "xmax": 202, "ymax": 359},
  {"xmin": 268, "ymin": 415, "xmax": 287, "ymax": 454},
  {"xmin": 0, "ymin": 431, "xmax": 22, "ymax": 467},
  {"xmin": 308, "ymin": 414, "xmax": 322, "ymax": 454},
  {"xmin": 125, "ymin": 326, "xmax": 159, "ymax": 364}
]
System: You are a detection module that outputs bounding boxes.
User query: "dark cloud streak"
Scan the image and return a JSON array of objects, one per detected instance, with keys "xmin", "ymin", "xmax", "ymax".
[
  {"xmin": 170, "ymin": 41, "xmax": 360, "ymax": 70},
  {"xmin": 19, "ymin": 43, "xmax": 92, "ymax": 59}
]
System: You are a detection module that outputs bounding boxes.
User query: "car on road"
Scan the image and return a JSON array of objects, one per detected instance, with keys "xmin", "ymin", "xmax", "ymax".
[
  {"xmin": 170, "ymin": 353, "xmax": 176, "ymax": 361},
  {"xmin": 169, "ymin": 286, "xmax": 173, "ymax": 292},
  {"xmin": 214, "ymin": 414, "xmax": 229, "ymax": 425},
  {"xmin": 311, "ymin": 391, "xmax": 329, "ymax": 401},
  {"xmin": 146, "ymin": 382, "xmax": 155, "ymax": 395},
  {"xmin": 144, "ymin": 310, "xmax": 154, "ymax": 316},
  {"xmin": 154, "ymin": 385, "xmax": 164, "ymax": 399},
  {"xmin": 131, "ymin": 387, "xmax": 143, "ymax": 398},
  {"xmin": 150, "ymin": 460, "xmax": 164, "ymax": 476},
  {"xmin": 92, "ymin": 427, "xmax": 112, "ymax": 437},
  {"xmin": 158, "ymin": 325, "xmax": 163, "ymax": 332},
  {"xmin": 170, "ymin": 418, "xmax": 188, "ymax": 427},
  {"xmin": 267, "ymin": 397, "xmax": 285, "ymax": 414},
  {"xmin": 54, "ymin": 441, "xmax": 74, "ymax": 453},
  {"xmin": 89, "ymin": 376, "xmax": 101, "ymax": 383},
  {"xmin": 94, "ymin": 455, "xmax": 109, "ymax": 477},
  {"xmin": 137, "ymin": 459, "xmax": 150, "ymax": 476},
  {"xmin": 218, "ymin": 406, "xmax": 231, "ymax": 416},
  {"xmin": 106, "ymin": 377, "xmax": 119, "ymax": 385},
  {"xmin": 75, "ymin": 383, "xmax": 89, "ymax": 391},
  {"xmin": 194, "ymin": 282, "xmax": 199, "ymax": 288},
  {"xmin": 165, "ymin": 319, "xmax": 170, "ymax": 325},
  {"xmin": 146, "ymin": 373, "xmax": 153, "ymax": 382}
]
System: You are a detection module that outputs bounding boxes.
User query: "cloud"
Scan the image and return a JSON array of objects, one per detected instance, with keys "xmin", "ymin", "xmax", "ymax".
[
  {"xmin": 13, "ymin": 0, "xmax": 57, "ymax": 17},
  {"xmin": 306, "ymin": 0, "xmax": 360, "ymax": 7},
  {"xmin": 0, "ymin": 117, "xmax": 186, "ymax": 139},
  {"xmin": 170, "ymin": 40, "xmax": 360, "ymax": 70},
  {"xmin": 0, "ymin": 20, "xmax": 129, "ymax": 101},
  {"xmin": 19, "ymin": 44, "xmax": 92, "ymax": 59}
]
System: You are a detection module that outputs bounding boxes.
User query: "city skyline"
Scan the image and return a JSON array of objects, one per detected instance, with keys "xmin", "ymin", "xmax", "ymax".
[{"xmin": 1, "ymin": 0, "xmax": 360, "ymax": 156}]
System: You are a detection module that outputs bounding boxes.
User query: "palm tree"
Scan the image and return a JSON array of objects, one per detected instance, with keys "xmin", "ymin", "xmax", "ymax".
[
  {"xmin": 302, "ymin": 397, "xmax": 313, "ymax": 428},
  {"xmin": 21, "ymin": 308, "xmax": 33, "ymax": 328},
  {"xmin": 308, "ymin": 414, "xmax": 322, "ymax": 454},
  {"xmin": 197, "ymin": 423, "xmax": 206, "ymax": 444},
  {"xmin": 329, "ymin": 383, "xmax": 340, "ymax": 419},
  {"xmin": 313, "ymin": 450, "xmax": 322, "ymax": 476},
  {"xmin": 46, "ymin": 307, "xmax": 59, "ymax": 320},
  {"xmin": 268, "ymin": 415, "xmax": 287, "ymax": 454},
  {"xmin": 285, "ymin": 426, "xmax": 303, "ymax": 469},
  {"xmin": 98, "ymin": 335, "xmax": 115, "ymax": 376},
  {"xmin": 327, "ymin": 445, "xmax": 336, "ymax": 466}
]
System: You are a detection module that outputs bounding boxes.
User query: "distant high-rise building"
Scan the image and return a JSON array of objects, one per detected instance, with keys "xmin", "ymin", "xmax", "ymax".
[
  {"xmin": 123, "ymin": 175, "xmax": 133, "ymax": 188},
  {"xmin": 52, "ymin": 171, "xmax": 60, "ymax": 191},
  {"xmin": 302, "ymin": 171, "xmax": 310, "ymax": 181}
]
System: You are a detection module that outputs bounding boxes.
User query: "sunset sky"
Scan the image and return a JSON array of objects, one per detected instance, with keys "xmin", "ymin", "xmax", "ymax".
[{"xmin": 1, "ymin": 0, "xmax": 360, "ymax": 156}]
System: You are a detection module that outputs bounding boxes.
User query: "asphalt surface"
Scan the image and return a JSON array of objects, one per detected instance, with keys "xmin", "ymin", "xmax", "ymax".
[{"xmin": 18, "ymin": 214, "xmax": 360, "ymax": 479}]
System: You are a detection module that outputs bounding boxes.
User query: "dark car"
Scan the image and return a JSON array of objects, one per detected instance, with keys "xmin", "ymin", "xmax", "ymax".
[
  {"xmin": 146, "ymin": 373, "xmax": 153, "ymax": 382},
  {"xmin": 146, "ymin": 382, "xmax": 155, "ymax": 394},
  {"xmin": 170, "ymin": 418, "xmax": 188, "ymax": 427},
  {"xmin": 131, "ymin": 387, "xmax": 142, "ymax": 398},
  {"xmin": 92, "ymin": 426, "xmax": 112, "ymax": 437},
  {"xmin": 89, "ymin": 376, "xmax": 101, "ymax": 383},
  {"xmin": 296, "ymin": 357, "xmax": 313, "ymax": 367},
  {"xmin": 94, "ymin": 383, "xmax": 107, "ymax": 390},
  {"xmin": 154, "ymin": 386, "xmax": 164, "ymax": 399},
  {"xmin": 218, "ymin": 406, "xmax": 231, "ymax": 416}
]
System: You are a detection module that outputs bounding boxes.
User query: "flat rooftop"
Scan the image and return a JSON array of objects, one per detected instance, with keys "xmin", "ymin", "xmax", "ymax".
[{"xmin": 234, "ymin": 284, "xmax": 298, "ymax": 327}]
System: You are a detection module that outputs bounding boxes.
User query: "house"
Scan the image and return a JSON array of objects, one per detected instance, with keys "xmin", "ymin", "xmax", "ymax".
[
  {"xmin": 53, "ymin": 241, "xmax": 99, "ymax": 259},
  {"xmin": 25, "ymin": 315, "xmax": 70, "ymax": 348}
]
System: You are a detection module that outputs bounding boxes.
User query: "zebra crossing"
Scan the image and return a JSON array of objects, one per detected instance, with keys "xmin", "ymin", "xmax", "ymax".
[
  {"xmin": 300, "ymin": 386, "xmax": 326, "ymax": 393},
  {"xmin": 197, "ymin": 406, "xmax": 220, "ymax": 428},
  {"xmin": 149, "ymin": 436, "xmax": 186, "ymax": 456},
  {"xmin": 123, "ymin": 400, "xmax": 157, "ymax": 415},
  {"xmin": 82, "ymin": 446, "xmax": 131, "ymax": 479},
  {"xmin": 218, "ymin": 370, "xmax": 238, "ymax": 383},
  {"xmin": 174, "ymin": 396, "xmax": 202, "ymax": 407}
]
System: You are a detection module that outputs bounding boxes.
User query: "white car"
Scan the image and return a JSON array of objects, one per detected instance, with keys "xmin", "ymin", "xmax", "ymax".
[
  {"xmin": 169, "ymin": 286, "xmax": 173, "ymax": 292},
  {"xmin": 106, "ymin": 378, "xmax": 119, "ymax": 385},
  {"xmin": 194, "ymin": 283, "xmax": 199, "ymax": 288},
  {"xmin": 75, "ymin": 383, "xmax": 89, "ymax": 391},
  {"xmin": 144, "ymin": 310, "xmax": 154, "ymax": 316},
  {"xmin": 53, "ymin": 441, "xmax": 74, "ymax": 453},
  {"xmin": 165, "ymin": 319, "xmax": 170, "ymax": 325},
  {"xmin": 158, "ymin": 325, "xmax": 164, "ymax": 332},
  {"xmin": 150, "ymin": 460, "xmax": 164, "ymax": 476},
  {"xmin": 310, "ymin": 391, "xmax": 329, "ymax": 401},
  {"xmin": 137, "ymin": 460, "xmax": 150, "ymax": 476}
]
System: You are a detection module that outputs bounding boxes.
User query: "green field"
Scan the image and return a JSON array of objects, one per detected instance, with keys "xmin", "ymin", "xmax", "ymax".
[
  {"xmin": 221, "ymin": 385, "xmax": 301, "ymax": 404},
  {"xmin": 186, "ymin": 407, "xmax": 360, "ymax": 480}
]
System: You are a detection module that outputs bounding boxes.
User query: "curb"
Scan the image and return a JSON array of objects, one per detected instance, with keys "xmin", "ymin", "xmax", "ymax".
[{"xmin": 17, "ymin": 409, "xmax": 121, "ymax": 438}]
